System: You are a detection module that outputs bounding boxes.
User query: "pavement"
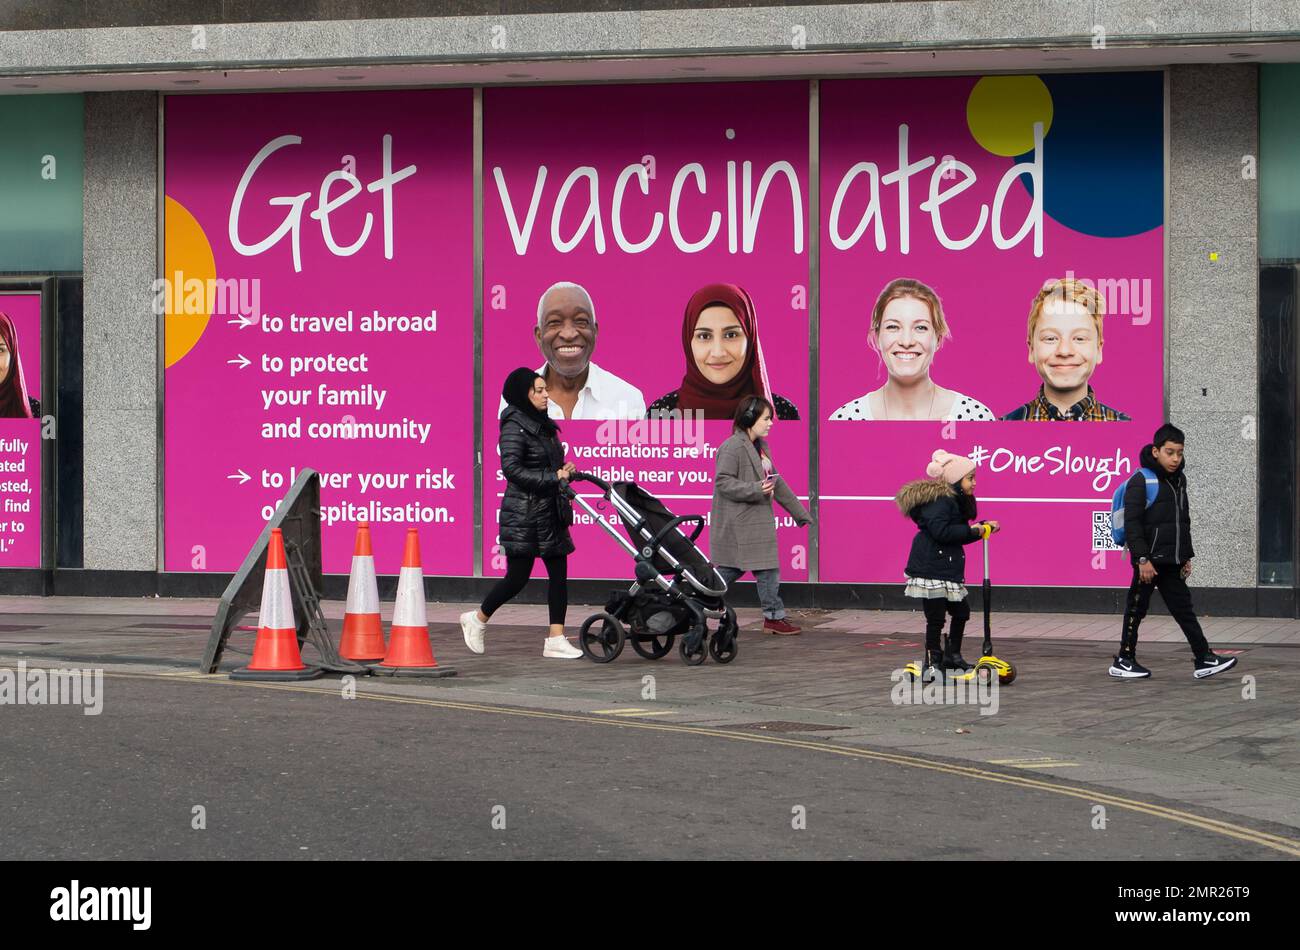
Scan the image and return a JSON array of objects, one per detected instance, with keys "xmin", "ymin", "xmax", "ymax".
[{"xmin": 2, "ymin": 595, "xmax": 1298, "ymax": 858}]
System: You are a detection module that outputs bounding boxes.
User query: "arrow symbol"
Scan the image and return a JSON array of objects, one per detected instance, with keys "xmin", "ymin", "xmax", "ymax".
[
  {"xmin": 227, "ymin": 469, "xmax": 251, "ymax": 485},
  {"xmin": 226, "ymin": 314, "xmax": 258, "ymax": 329},
  {"xmin": 226, "ymin": 354, "xmax": 250, "ymax": 369}
]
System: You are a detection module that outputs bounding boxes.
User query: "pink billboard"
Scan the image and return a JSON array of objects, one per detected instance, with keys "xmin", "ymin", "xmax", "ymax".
[
  {"xmin": 0, "ymin": 291, "xmax": 42, "ymax": 568},
  {"xmin": 818, "ymin": 73, "xmax": 1165, "ymax": 585},
  {"xmin": 163, "ymin": 90, "xmax": 474, "ymax": 575},
  {"xmin": 483, "ymin": 82, "xmax": 812, "ymax": 580}
]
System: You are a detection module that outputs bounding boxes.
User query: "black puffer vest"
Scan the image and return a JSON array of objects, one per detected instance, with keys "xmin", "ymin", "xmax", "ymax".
[
  {"xmin": 1122, "ymin": 445, "xmax": 1195, "ymax": 565},
  {"xmin": 497, "ymin": 407, "xmax": 575, "ymax": 559}
]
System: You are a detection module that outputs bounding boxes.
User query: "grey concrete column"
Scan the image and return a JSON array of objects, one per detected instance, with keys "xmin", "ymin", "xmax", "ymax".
[
  {"xmin": 82, "ymin": 91, "xmax": 158, "ymax": 571},
  {"xmin": 1167, "ymin": 64, "xmax": 1258, "ymax": 589}
]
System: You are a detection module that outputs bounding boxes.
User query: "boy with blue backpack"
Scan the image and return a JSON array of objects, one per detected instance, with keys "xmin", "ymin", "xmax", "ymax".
[{"xmin": 1108, "ymin": 423, "xmax": 1238, "ymax": 679}]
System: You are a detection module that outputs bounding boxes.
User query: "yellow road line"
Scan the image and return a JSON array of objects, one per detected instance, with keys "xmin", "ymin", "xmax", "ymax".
[
  {"xmin": 93, "ymin": 669, "xmax": 1300, "ymax": 858},
  {"xmin": 617, "ymin": 710, "xmax": 676, "ymax": 717}
]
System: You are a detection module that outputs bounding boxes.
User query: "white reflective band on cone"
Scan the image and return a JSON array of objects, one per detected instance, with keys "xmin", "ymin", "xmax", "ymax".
[
  {"xmin": 258, "ymin": 568, "xmax": 295, "ymax": 630},
  {"xmin": 392, "ymin": 565, "xmax": 428, "ymax": 627},
  {"xmin": 345, "ymin": 555, "xmax": 379, "ymax": 614}
]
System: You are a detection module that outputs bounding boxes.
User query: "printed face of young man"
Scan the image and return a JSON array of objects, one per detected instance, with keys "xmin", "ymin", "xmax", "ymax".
[
  {"xmin": 692, "ymin": 305, "xmax": 748, "ymax": 385},
  {"xmin": 876, "ymin": 296, "xmax": 938, "ymax": 384},
  {"xmin": 536, "ymin": 286, "xmax": 597, "ymax": 379},
  {"xmin": 1154, "ymin": 441, "xmax": 1183, "ymax": 474},
  {"xmin": 1029, "ymin": 298, "xmax": 1102, "ymax": 396}
]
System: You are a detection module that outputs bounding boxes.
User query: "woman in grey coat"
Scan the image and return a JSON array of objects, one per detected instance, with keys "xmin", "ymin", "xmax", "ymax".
[{"xmin": 711, "ymin": 395, "xmax": 813, "ymax": 635}]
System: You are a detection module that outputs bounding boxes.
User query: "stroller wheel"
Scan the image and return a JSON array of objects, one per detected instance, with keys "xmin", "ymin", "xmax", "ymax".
[
  {"xmin": 708, "ymin": 607, "xmax": 739, "ymax": 664},
  {"xmin": 679, "ymin": 630, "xmax": 707, "ymax": 666},
  {"xmin": 631, "ymin": 633, "xmax": 675, "ymax": 660},
  {"xmin": 708, "ymin": 632, "xmax": 738, "ymax": 664},
  {"xmin": 579, "ymin": 613, "xmax": 625, "ymax": 663}
]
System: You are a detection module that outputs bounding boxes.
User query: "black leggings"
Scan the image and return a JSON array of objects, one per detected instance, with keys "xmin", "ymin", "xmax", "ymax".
[
  {"xmin": 480, "ymin": 555, "xmax": 569, "ymax": 626},
  {"xmin": 922, "ymin": 598, "xmax": 970, "ymax": 652}
]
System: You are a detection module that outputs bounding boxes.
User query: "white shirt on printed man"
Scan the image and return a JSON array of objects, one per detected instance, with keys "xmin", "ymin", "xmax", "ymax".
[{"xmin": 497, "ymin": 362, "xmax": 646, "ymax": 420}]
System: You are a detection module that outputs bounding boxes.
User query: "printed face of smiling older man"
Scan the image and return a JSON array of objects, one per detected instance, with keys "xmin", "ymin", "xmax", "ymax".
[{"xmin": 536, "ymin": 284, "xmax": 597, "ymax": 379}]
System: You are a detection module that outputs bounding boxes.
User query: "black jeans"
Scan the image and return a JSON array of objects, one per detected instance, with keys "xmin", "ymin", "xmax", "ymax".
[
  {"xmin": 922, "ymin": 597, "xmax": 970, "ymax": 652},
  {"xmin": 481, "ymin": 555, "xmax": 569, "ymax": 626},
  {"xmin": 1118, "ymin": 564, "xmax": 1209, "ymax": 659}
]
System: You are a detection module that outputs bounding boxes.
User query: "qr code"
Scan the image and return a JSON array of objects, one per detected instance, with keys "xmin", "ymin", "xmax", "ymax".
[{"xmin": 1092, "ymin": 510, "xmax": 1122, "ymax": 551}]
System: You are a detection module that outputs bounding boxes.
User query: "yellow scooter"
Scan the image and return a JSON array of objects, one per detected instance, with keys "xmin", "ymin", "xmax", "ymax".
[{"xmin": 905, "ymin": 523, "xmax": 1017, "ymax": 685}]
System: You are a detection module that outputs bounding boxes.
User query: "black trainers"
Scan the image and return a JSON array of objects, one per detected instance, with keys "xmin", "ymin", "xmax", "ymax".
[
  {"xmin": 1193, "ymin": 653, "xmax": 1238, "ymax": 679},
  {"xmin": 1109, "ymin": 655, "xmax": 1151, "ymax": 679}
]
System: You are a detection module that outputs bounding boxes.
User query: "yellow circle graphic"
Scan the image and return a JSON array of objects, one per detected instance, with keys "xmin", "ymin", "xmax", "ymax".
[
  {"xmin": 966, "ymin": 76, "xmax": 1054, "ymax": 157},
  {"xmin": 163, "ymin": 196, "xmax": 217, "ymax": 369}
]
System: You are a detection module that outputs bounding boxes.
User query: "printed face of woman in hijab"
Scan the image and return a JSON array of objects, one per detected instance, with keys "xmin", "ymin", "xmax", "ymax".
[
  {"xmin": 691, "ymin": 305, "xmax": 748, "ymax": 385},
  {"xmin": 527, "ymin": 376, "xmax": 549, "ymax": 413},
  {"xmin": 0, "ymin": 337, "xmax": 10, "ymax": 384},
  {"xmin": 874, "ymin": 296, "xmax": 937, "ymax": 384}
]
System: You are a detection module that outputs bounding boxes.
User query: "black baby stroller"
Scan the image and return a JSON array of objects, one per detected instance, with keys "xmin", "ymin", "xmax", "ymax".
[{"xmin": 563, "ymin": 472, "xmax": 738, "ymax": 666}]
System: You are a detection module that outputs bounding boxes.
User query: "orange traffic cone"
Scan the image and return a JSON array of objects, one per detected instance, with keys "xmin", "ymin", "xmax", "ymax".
[
  {"xmin": 231, "ymin": 528, "xmax": 322, "ymax": 681},
  {"xmin": 339, "ymin": 522, "xmax": 385, "ymax": 662},
  {"xmin": 372, "ymin": 528, "xmax": 456, "ymax": 678}
]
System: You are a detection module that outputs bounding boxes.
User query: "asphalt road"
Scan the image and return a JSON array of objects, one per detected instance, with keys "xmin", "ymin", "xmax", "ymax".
[{"xmin": 2, "ymin": 673, "xmax": 1292, "ymax": 860}]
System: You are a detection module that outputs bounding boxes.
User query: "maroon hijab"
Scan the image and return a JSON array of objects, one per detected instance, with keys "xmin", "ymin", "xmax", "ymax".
[
  {"xmin": 0, "ymin": 313, "xmax": 34, "ymax": 419},
  {"xmin": 676, "ymin": 284, "xmax": 772, "ymax": 419}
]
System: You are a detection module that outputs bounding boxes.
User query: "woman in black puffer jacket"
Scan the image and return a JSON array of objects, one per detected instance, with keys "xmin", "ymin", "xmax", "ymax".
[{"xmin": 459, "ymin": 368, "xmax": 583, "ymax": 659}]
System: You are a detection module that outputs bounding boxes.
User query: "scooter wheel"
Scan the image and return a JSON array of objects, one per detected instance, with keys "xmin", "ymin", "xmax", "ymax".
[
  {"xmin": 998, "ymin": 663, "xmax": 1017, "ymax": 686},
  {"xmin": 579, "ymin": 613, "xmax": 625, "ymax": 663}
]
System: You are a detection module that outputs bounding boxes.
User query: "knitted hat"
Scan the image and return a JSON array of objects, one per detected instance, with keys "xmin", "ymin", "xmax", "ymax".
[{"xmin": 926, "ymin": 449, "xmax": 976, "ymax": 485}]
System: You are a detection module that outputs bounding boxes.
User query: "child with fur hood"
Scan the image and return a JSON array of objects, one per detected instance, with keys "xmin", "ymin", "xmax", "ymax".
[{"xmin": 895, "ymin": 450, "xmax": 1000, "ymax": 673}]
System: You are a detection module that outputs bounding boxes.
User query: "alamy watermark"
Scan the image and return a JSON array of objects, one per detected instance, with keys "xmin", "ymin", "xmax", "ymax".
[
  {"xmin": 0, "ymin": 662, "xmax": 104, "ymax": 715},
  {"xmin": 1056, "ymin": 269, "xmax": 1152, "ymax": 325},
  {"xmin": 153, "ymin": 272, "xmax": 262, "ymax": 323},
  {"xmin": 595, "ymin": 408, "xmax": 708, "ymax": 453},
  {"xmin": 50, "ymin": 881, "xmax": 150, "ymax": 930},
  {"xmin": 890, "ymin": 666, "xmax": 1000, "ymax": 716}
]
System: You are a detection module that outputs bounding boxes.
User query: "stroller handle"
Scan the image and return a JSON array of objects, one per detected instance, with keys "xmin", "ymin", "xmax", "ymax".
[{"xmin": 565, "ymin": 470, "xmax": 611, "ymax": 496}]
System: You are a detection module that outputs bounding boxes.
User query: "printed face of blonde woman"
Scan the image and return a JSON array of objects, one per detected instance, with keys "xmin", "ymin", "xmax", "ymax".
[
  {"xmin": 528, "ymin": 377, "xmax": 549, "ymax": 412},
  {"xmin": 692, "ymin": 305, "xmax": 747, "ymax": 385},
  {"xmin": 1030, "ymin": 299, "xmax": 1102, "ymax": 395},
  {"xmin": 875, "ymin": 296, "xmax": 937, "ymax": 384},
  {"xmin": 0, "ymin": 338, "xmax": 10, "ymax": 384}
]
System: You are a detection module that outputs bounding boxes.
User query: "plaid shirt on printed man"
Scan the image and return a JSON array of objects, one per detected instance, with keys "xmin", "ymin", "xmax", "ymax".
[{"xmin": 1000, "ymin": 386, "xmax": 1131, "ymax": 422}]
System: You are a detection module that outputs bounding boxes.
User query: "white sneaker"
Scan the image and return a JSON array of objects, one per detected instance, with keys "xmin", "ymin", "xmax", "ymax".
[
  {"xmin": 543, "ymin": 636, "xmax": 583, "ymax": 659},
  {"xmin": 460, "ymin": 610, "xmax": 486, "ymax": 655}
]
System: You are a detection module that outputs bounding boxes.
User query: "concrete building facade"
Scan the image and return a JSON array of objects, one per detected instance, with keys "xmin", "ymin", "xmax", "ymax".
[{"xmin": 0, "ymin": 2, "xmax": 1294, "ymax": 616}]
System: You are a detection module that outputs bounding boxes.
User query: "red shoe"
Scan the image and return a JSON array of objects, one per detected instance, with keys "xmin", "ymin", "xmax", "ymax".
[{"xmin": 764, "ymin": 618, "xmax": 801, "ymax": 635}]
